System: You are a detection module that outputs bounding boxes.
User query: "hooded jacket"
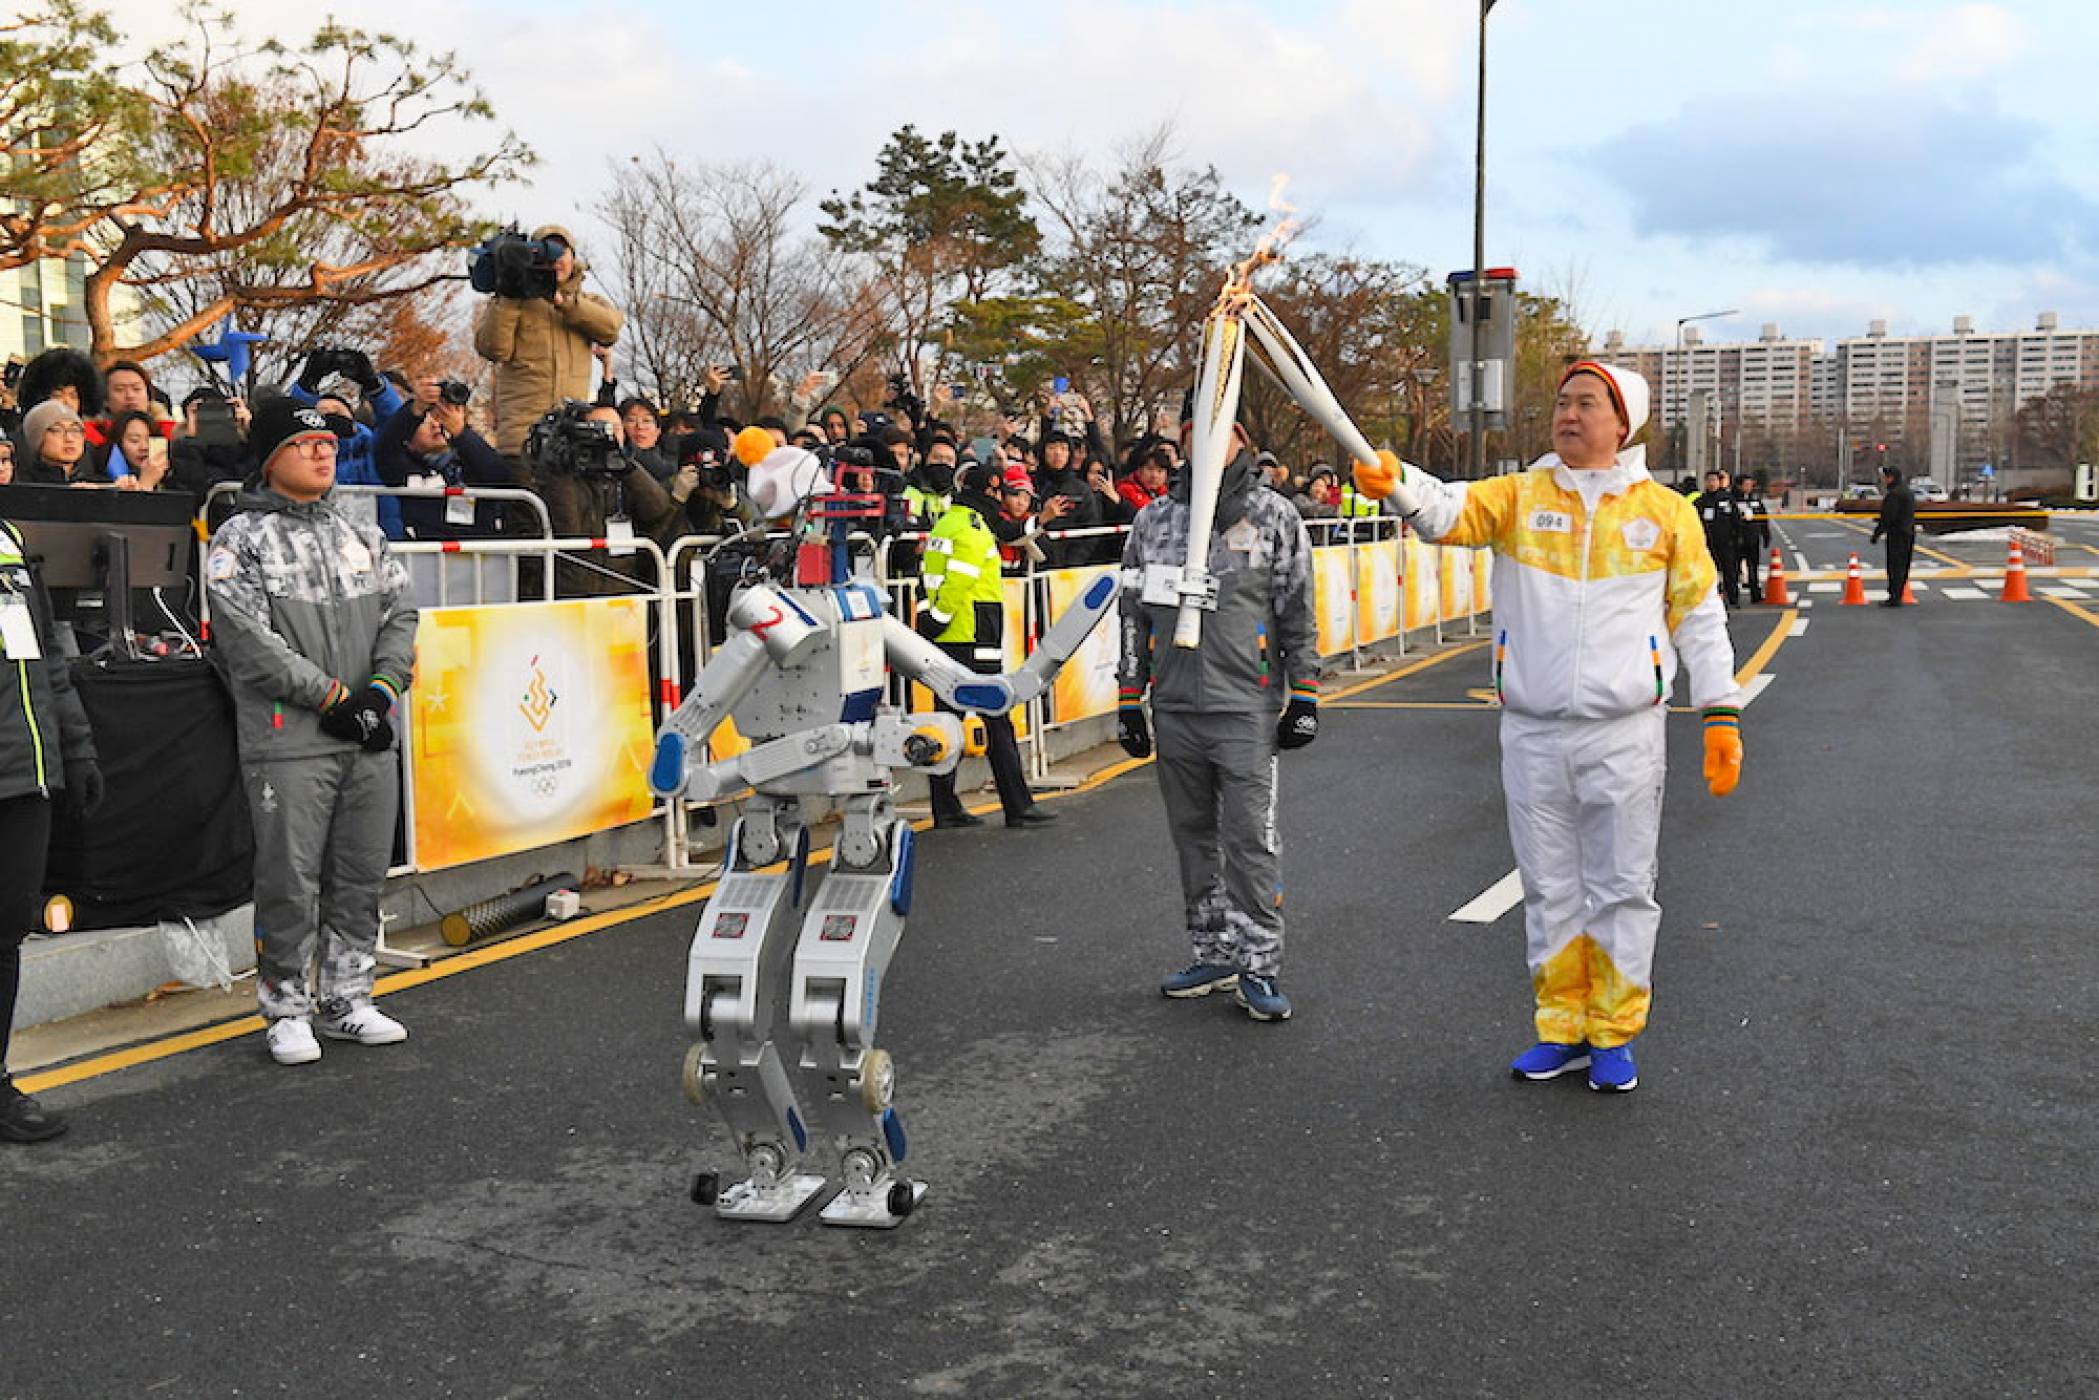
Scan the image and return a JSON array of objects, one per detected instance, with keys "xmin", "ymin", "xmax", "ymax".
[
  {"xmin": 0, "ymin": 521, "xmax": 96, "ymax": 800},
  {"xmin": 288, "ymin": 378, "xmax": 406, "ymax": 538},
  {"xmin": 1118, "ymin": 448, "xmax": 1317, "ymax": 714},
  {"xmin": 204, "ymin": 485, "xmax": 417, "ymax": 760},
  {"xmin": 473, "ymin": 225, "xmax": 625, "ymax": 457}
]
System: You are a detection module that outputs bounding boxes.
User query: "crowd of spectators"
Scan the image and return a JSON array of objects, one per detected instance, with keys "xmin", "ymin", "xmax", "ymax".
[{"xmin": 0, "ymin": 226, "xmax": 1403, "ymax": 619}]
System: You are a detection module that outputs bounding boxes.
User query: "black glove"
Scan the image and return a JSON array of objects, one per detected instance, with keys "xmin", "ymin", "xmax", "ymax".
[
  {"xmin": 1117, "ymin": 705, "xmax": 1151, "ymax": 760},
  {"xmin": 296, "ymin": 349, "xmax": 332, "ymax": 393},
  {"xmin": 319, "ymin": 685, "xmax": 397, "ymax": 753},
  {"xmin": 64, "ymin": 759, "xmax": 104, "ymax": 817},
  {"xmin": 914, "ymin": 607, "xmax": 947, "ymax": 642},
  {"xmin": 1276, "ymin": 697, "xmax": 1318, "ymax": 751},
  {"xmin": 341, "ymin": 348, "xmax": 382, "ymax": 397}
]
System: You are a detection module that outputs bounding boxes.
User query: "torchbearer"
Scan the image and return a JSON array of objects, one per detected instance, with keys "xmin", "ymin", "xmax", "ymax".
[
  {"xmin": 1354, "ymin": 362, "xmax": 1741, "ymax": 1092},
  {"xmin": 1117, "ymin": 392, "xmax": 1318, "ymax": 1023}
]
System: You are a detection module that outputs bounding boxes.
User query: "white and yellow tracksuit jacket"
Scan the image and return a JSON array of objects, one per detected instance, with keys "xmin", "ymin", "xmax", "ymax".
[{"xmin": 1406, "ymin": 447, "xmax": 1738, "ymax": 1046}]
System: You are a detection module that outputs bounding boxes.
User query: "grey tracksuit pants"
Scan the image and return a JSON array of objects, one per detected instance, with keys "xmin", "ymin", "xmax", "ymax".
[
  {"xmin": 243, "ymin": 751, "xmax": 398, "ymax": 1021},
  {"xmin": 1152, "ymin": 708, "xmax": 1284, "ymax": 977}
]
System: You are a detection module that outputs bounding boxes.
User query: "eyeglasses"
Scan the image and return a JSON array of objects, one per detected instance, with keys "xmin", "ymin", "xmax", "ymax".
[
  {"xmin": 287, "ymin": 436, "xmax": 339, "ymax": 457},
  {"xmin": 46, "ymin": 423, "xmax": 85, "ymax": 438}
]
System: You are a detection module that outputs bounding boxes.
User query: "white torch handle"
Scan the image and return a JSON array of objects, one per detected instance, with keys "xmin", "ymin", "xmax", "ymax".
[
  {"xmin": 1242, "ymin": 296, "xmax": 1381, "ymax": 469},
  {"xmin": 1175, "ymin": 312, "xmax": 1247, "ymax": 649}
]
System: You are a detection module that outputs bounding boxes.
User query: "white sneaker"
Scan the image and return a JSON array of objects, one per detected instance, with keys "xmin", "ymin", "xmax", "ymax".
[
  {"xmin": 267, "ymin": 1017, "xmax": 322, "ymax": 1066},
  {"xmin": 317, "ymin": 1000, "xmax": 409, "ymax": 1046}
]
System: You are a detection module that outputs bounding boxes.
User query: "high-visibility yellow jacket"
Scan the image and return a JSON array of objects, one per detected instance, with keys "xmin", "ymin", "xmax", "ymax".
[
  {"xmin": 1408, "ymin": 452, "xmax": 1739, "ymax": 718},
  {"xmin": 920, "ymin": 497, "xmax": 1004, "ymax": 650}
]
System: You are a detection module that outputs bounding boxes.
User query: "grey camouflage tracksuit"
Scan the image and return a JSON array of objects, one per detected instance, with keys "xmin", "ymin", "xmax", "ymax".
[
  {"xmin": 206, "ymin": 487, "xmax": 417, "ymax": 1021},
  {"xmin": 1118, "ymin": 457, "xmax": 1317, "ymax": 977}
]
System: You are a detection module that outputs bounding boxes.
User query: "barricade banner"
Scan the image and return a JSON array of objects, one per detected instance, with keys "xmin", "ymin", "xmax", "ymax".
[
  {"xmin": 409, "ymin": 597, "xmax": 656, "ymax": 871},
  {"xmin": 1440, "ymin": 540, "xmax": 1475, "ymax": 619},
  {"xmin": 1004, "ymin": 576, "xmax": 1030, "ymax": 739},
  {"xmin": 1312, "ymin": 546, "xmax": 1355, "ymax": 657},
  {"xmin": 1355, "ymin": 539, "xmax": 1402, "ymax": 645},
  {"xmin": 1404, "ymin": 535, "xmax": 1439, "ymax": 631},
  {"xmin": 1473, "ymin": 548, "xmax": 1494, "ymax": 615},
  {"xmin": 1044, "ymin": 564, "xmax": 1120, "ymax": 724}
]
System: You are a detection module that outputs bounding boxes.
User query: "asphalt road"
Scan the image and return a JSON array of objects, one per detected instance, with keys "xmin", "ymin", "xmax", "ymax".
[{"xmin": 5, "ymin": 599, "xmax": 2097, "ymax": 1398}]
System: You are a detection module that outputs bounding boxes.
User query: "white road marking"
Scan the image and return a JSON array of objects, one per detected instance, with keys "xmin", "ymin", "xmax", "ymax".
[
  {"xmin": 1796, "ymin": 598, "xmax": 1814, "ymax": 607},
  {"xmin": 2041, "ymin": 586, "xmax": 2090, "ymax": 599},
  {"xmin": 1793, "ymin": 551, "xmax": 1811, "ymax": 573},
  {"xmin": 1741, "ymin": 673, "xmax": 1775, "ymax": 707},
  {"xmin": 1450, "ymin": 870, "xmax": 1524, "ymax": 924},
  {"xmin": 1942, "ymin": 587, "xmax": 1988, "ymax": 600},
  {"xmin": 1789, "ymin": 617, "xmax": 1810, "ymax": 637},
  {"xmin": 1808, "ymin": 581, "xmax": 1842, "ymax": 593}
]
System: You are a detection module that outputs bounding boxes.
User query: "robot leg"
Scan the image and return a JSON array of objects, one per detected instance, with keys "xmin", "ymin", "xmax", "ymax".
[
  {"xmin": 787, "ymin": 797, "xmax": 925, "ymax": 1227},
  {"xmin": 682, "ymin": 800, "xmax": 827, "ymax": 1222}
]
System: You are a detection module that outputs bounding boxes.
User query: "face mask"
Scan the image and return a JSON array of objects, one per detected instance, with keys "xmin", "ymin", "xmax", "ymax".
[{"xmin": 924, "ymin": 462, "xmax": 956, "ymax": 494}]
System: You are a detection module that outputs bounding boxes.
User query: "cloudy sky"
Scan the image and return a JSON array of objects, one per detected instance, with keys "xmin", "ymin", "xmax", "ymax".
[{"xmin": 105, "ymin": 0, "xmax": 2099, "ymax": 349}]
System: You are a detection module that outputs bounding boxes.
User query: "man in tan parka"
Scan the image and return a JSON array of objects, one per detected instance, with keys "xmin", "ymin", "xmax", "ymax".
[{"xmin": 472, "ymin": 225, "xmax": 625, "ymax": 462}]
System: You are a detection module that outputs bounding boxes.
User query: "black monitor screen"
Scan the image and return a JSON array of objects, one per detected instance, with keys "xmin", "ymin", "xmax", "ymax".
[{"xmin": 0, "ymin": 485, "xmax": 194, "ymax": 589}]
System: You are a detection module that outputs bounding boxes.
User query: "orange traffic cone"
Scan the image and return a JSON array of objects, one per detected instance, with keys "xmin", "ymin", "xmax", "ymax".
[
  {"xmin": 1840, "ymin": 551, "xmax": 1869, "ymax": 605},
  {"xmin": 2001, "ymin": 539, "xmax": 2032, "ymax": 603},
  {"xmin": 1900, "ymin": 579, "xmax": 1917, "ymax": 604},
  {"xmin": 1763, "ymin": 547, "xmax": 1792, "ymax": 606}
]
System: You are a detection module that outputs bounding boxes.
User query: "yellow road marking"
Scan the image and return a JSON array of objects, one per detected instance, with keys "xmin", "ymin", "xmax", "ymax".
[
  {"xmin": 1329, "ymin": 700, "xmax": 1496, "ymax": 711},
  {"xmin": 20, "ymin": 737, "xmax": 1174, "ymax": 1095},
  {"xmin": 1323, "ymin": 639, "xmax": 1490, "ymax": 703},
  {"xmin": 2045, "ymin": 596, "xmax": 2099, "ymax": 630},
  {"xmin": 1735, "ymin": 608, "xmax": 1796, "ymax": 688}
]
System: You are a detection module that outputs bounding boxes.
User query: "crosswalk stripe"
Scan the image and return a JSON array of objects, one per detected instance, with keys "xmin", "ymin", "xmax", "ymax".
[{"xmin": 1942, "ymin": 587, "xmax": 1988, "ymax": 600}]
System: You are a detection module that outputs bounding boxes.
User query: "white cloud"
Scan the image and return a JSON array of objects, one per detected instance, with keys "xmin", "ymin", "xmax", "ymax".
[{"xmin": 1895, "ymin": 3, "xmax": 2030, "ymax": 82}]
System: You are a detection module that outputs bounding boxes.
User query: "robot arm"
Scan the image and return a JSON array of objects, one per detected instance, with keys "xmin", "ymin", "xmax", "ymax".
[
  {"xmin": 879, "ymin": 569, "xmax": 1118, "ymax": 713},
  {"xmin": 650, "ymin": 631, "xmax": 773, "ymax": 797}
]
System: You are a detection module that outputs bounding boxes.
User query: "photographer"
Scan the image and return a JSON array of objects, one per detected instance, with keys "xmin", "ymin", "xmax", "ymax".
[
  {"xmin": 472, "ymin": 225, "xmax": 625, "ymax": 460},
  {"xmin": 528, "ymin": 402, "xmax": 675, "ymax": 597},
  {"xmin": 374, "ymin": 377, "xmax": 515, "ymax": 540},
  {"xmin": 171, "ymin": 388, "xmax": 257, "ymax": 510}
]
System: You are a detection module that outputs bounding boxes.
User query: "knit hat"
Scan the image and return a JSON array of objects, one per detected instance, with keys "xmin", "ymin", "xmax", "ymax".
[
  {"xmin": 21, "ymin": 398, "xmax": 82, "ymax": 454},
  {"xmin": 745, "ymin": 445, "xmax": 831, "ymax": 519},
  {"xmin": 731, "ymin": 424, "xmax": 776, "ymax": 467},
  {"xmin": 1000, "ymin": 463, "xmax": 1037, "ymax": 496},
  {"xmin": 1559, "ymin": 360, "xmax": 1650, "ymax": 445},
  {"xmin": 249, "ymin": 396, "xmax": 333, "ymax": 473}
]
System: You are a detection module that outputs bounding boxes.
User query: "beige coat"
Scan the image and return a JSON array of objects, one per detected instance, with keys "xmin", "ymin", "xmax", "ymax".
[{"xmin": 474, "ymin": 269, "xmax": 624, "ymax": 458}]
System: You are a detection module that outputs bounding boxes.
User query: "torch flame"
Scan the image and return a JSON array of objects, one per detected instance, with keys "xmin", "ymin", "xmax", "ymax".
[{"xmin": 1216, "ymin": 174, "xmax": 1303, "ymax": 313}]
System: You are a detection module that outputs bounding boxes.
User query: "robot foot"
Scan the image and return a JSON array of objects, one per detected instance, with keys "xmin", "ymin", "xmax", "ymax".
[
  {"xmin": 692, "ymin": 1166, "xmax": 830, "ymax": 1224},
  {"xmin": 819, "ymin": 1176, "xmax": 926, "ymax": 1229}
]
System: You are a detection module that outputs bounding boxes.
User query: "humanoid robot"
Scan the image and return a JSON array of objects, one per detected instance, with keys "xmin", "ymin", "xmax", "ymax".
[{"xmin": 648, "ymin": 452, "xmax": 1113, "ymax": 1227}]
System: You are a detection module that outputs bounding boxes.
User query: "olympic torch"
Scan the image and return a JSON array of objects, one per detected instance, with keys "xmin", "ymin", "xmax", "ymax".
[
  {"xmin": 1174, "ymin": 311, "xmax": 1248, "ymax": 648},
  {"xmin": 1242, "ymin": 295, "xmax": 1386, "ymax": 478}
]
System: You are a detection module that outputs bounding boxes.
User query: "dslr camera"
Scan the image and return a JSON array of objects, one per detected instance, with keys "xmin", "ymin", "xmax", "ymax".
[
  {"xmin": 883, "ymin": 371, "xmax": 925, "ymax": 426},
  {"xmin": 467, "ymin": 225, "xmax": 567, "ymax": 301},
  {"xmin": 676, "ymin": 438, "xmax": 735, "ymax": 493},
  {"xmin": 437, "ymin": 379, "xmax": 473, "ymax": 407},
  {"xmin": 525, "ymin": 402, "xmax": 627, "ymax": 479}
]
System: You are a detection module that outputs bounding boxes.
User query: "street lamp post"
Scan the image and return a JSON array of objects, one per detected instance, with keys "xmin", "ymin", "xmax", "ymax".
[
  {"xmin": 1468, "ymin": 0, "xmax": 1497, "ymax": 481},
  {"xmin": 1672, "ymin": 308, "xmax": 1736, "ymax": 477}
]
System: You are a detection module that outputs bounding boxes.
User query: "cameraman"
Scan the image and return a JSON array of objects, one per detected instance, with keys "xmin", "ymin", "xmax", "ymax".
[
  {"xmin": 374, "ymin": 377, "xmax": 514, "ymax": 540},
  {"xmin": 473, "ymin": 225, "xmax": 625, "ymax": 461},
  {"xmin": 530, "ymin": 403, "xmax": 675, "ymax": 597}
]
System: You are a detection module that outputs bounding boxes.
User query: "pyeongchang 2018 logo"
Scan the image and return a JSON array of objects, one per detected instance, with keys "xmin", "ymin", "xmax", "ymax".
[{"xmin": 519, "ymin": 655, "xmax": 559, "ymax": 732}]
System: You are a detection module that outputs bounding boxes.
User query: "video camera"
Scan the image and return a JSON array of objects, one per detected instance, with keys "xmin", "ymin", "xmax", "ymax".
[
  {"xmin": 525, "ymin": 402, "xmax": 628, "ymax": 479},
  {"xmin": 467, "ymin": 226, "xmax": 567, "ymax": 301},
  {"xmin": 674, "ymin": 435, "xmax": 736, "ymax": 493}
]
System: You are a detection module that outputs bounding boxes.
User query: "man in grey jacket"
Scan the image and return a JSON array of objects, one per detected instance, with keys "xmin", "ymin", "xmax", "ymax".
[
  {"xmin": 1116, "ymin": 421, "xmax": 1319, "ymax": 1022},
  {"xmin": 206, "ymin": 398, "xmax": 418, "ymax": 1066}
]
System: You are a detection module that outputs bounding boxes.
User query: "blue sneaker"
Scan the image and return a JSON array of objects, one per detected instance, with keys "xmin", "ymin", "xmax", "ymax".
[
  {"xmin": 1161, "ymin": 962, "xmax": 1239, "ymax": 999},
  {"xmin": 1587, "ymin": 1042, "xmax": 1638, "ymax": 1093},
  {"xmin": 1509, "ymin": 1041, "xmax": 1591, "ymax": 1081},
  {"xmin": 1234, "ymin": 972, "xmax": 1292, "ymax": 1022}
]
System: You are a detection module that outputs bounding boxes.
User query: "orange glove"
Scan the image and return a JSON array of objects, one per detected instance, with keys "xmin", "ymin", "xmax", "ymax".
[
  {"xmin": 1702, "ymin": 707, "xmax": 1742, "ymax": 797},
  {"xmin": 1352, "ymin": 449, "xmax": 1402, "ymax": 502}
]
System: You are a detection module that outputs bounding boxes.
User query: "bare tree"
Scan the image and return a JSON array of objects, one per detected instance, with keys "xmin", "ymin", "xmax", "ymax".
[
  {"xmin": 607, "ymin": 154, "xmax": 887, "ymax": 421},
  {"xmin": 2, "ymin": 3, "xmax": 528, "ymax": 366}
]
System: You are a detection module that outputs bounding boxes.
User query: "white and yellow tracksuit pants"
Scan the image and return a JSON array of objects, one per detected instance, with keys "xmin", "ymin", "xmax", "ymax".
[{"xmin": 1500, "ymin": 706, "xmax": 1666, "ymax": 1049}]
